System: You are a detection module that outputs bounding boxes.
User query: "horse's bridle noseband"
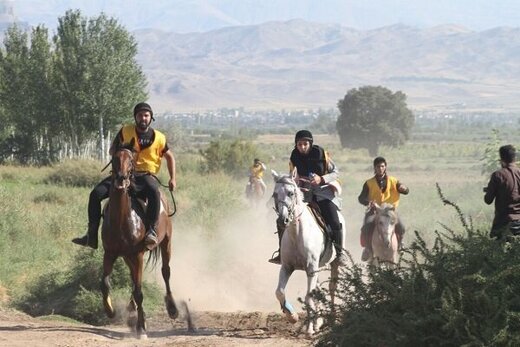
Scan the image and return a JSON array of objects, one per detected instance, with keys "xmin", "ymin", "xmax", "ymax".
[
  {"xmin": 112, "ymin": 148, "xmax": 135, "ymax": 190},
  {"xmin": 273, "ymin": 178, "xmax": 300, "ymax": 225}
]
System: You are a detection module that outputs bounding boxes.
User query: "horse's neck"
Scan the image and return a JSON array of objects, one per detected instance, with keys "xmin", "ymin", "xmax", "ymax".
[
  {"xmin": 288, "ymin": 198, "xmax": 312, "ymax": 234},
  {"xmin": 108, "ymin": 189, "xmax": 133, "ymax": 220}
]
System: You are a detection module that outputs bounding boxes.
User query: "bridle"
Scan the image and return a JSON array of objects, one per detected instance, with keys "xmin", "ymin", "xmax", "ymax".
[
  {"xmin": 111, "ymin": 148, "xmax": 135, "ymax": 191},
  {"xmin": 272, "ymin": 176, "xmax": 301, "ymax": 225}
]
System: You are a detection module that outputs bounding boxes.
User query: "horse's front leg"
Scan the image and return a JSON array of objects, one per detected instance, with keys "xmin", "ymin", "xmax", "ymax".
[
  {"xmin": 305, "ymin": 268, "xmax": 321, "ymax": 336},
  {"xmin": 160, "ymin": 237, "xmax": 178, "ymax": 319},
  {"xmin": 101, "ymin": 252, "xmax": 118, "ymax": 319},
  {"xmin": 276, "ymin": 265, "xmax": 298, "ymax": 323},
  {"xmin": 329, "ymin": 262, "xmax": 339, "ymax": 315},
  {"xmin": 125, "ymin": 253, "xmax": 147, "ymax": 339}
]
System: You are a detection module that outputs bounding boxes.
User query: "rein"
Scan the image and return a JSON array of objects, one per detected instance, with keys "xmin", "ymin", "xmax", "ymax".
[
  {"xmin": 101, "ymin": 152, "xmax": 177, "ymax": 217},
  {"xmin": 151, "ymin": 175, "xmax": 177, "ymax": 217}
]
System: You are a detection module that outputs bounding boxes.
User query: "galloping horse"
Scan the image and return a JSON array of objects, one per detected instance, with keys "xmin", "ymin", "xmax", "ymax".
[
  {"xmin": 367, "ymin": 203, "xmax": 399, "ymax": 268},
  {"xmin": 271, "ymin": 169, "xmax": 345, "ymax": 336},
  {"xmin": 101, "ymin": 143, "xmax": 178, "ymax": 338},
  {"xmin": 246, "ymin": 177, "xmax": 265, "ymax": 205}
]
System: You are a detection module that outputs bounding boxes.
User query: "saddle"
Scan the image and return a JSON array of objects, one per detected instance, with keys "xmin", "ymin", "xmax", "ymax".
[{"xmin": 307, "ymin": 201, "xmax": 331, "ymax": 239}]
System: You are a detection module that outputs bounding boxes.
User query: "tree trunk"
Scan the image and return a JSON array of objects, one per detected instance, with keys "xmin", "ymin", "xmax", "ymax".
[{"xmin": 99, "ymin": 114, "xmax": 105, "ymax": 162}]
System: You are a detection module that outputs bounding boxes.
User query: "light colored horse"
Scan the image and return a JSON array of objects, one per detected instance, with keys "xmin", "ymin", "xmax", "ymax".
[
  {"xmin": 368, "ymin": 203, "xmax": 399, "ymax": 268},
  {"xmin": 246, "ymin": 177, "xmax": 265, "ymax": 206},
  {"xmin": 271, "ymin": 169, "xmax": 345, "ymax": 336}
]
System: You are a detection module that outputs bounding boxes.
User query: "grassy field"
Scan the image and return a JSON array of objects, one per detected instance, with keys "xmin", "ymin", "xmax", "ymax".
[{"xmin": 0, "ymin": 130, "xmax": 508, "ymax": 318}]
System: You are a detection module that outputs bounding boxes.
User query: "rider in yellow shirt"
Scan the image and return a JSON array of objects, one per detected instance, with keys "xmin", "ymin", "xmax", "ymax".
[
  {"xmin": 248, "ymin": 158, "xmax": 267, "ymax": 195},
  {"xmin": 72, "ymin": 102, "xmax": 176, "ymax": 250},
  {"xmin": 358, "ymin": 157, "xmax": 409, "ymax": 261}
]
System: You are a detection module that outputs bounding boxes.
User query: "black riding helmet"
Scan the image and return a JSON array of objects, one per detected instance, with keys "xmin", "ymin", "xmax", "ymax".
[
  {"xmin": 133, "ymin": 102, "xmax": 155, "ymax": 121},
  {"xmin": 295, "ymin": 130, "xmax": 313, "ymax": 145}
]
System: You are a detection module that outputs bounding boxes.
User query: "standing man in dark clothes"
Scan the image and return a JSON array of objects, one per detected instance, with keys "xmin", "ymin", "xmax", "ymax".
[{"xmin": 484, "ymin": 144, "xmax": 520, "ymax": 239}]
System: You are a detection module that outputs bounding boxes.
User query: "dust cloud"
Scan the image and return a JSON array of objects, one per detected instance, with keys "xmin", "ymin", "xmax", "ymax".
[{"xmin": 151, "ymin": 197, "xmax": 365, "ymax": 313}]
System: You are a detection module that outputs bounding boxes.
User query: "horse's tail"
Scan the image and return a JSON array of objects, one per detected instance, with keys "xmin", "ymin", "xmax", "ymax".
[{"xmin": 146, "ymin": 246, "xmax": 160, "ymax": 269}]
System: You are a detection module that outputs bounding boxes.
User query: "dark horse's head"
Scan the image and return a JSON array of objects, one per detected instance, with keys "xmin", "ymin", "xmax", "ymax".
[{"xmin": 111, "ymin": 139, "xmax": 136, "ymax": 190}]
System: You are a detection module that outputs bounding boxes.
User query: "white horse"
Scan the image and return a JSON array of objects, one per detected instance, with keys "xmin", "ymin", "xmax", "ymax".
[
  {"xmin": 367, "ymin": 203, "xmax": 399, "ymax": 268},
  {"xmin": 271, "ymin": 169, "xmax": 346, "ymax": 336}
]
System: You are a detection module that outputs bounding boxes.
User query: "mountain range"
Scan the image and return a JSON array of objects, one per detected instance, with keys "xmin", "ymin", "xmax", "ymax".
[{"xmin": 133, "ymin": 20, "xmax": 520, "ymax": 112}]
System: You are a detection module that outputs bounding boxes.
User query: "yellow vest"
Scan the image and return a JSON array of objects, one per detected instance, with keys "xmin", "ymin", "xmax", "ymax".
[
  {"xmin": 120, "ymin": 125, "xmax": 166, "ymax": 174},
  {"xmin": 250, "ymin": 164, "xmax": 264, "ymax": 179},
  {"xmin": 366, "ymin": 175, "xmax": 400, "ymax": 208}
]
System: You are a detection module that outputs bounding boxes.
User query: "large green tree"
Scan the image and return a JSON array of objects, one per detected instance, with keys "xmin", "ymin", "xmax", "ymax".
[
  {"xmin": 53, "ymin": 10, "xmax": 147, "ymax": 160},
  {"xmin": 0, "ymin": 25, "xmax": 32, "ymax": 163},
  {"xmin": 0, "ymin": 10, "xmax": 147, "ymax": 164},
  {"xmin": 336, "ymin": 86, "xmax": 414, "ymax": 156}
]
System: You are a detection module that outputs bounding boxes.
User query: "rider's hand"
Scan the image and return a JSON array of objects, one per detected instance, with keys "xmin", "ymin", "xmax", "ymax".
[
  {"xmin": 310, "ymin": 174, "xmax": 323, "ymax": 185},
  {"xmin": 168, "ymin": 177, "xmax": 176, "ymax": 191}
]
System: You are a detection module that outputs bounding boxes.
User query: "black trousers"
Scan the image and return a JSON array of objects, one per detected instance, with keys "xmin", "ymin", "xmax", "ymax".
[
  {"xmin": 88, "ymin": 174, "xmax": 160, "ymax": 228},
  {"xmin": 316, "ymin": 199, "xmax": 341, "ymax": 231}
]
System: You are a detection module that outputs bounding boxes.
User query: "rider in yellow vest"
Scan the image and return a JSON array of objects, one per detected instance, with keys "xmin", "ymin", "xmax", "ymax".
[
  {"xmin": 358, "ymin": 156, "xmax": 409, "ymax": 261},
  {"xmin": 248, "ymin": 158, "xmax": 267, "ymax": 195},
  {"xmin": 72, "ymin": 102, "xmax": 176, "ymax": 250}
]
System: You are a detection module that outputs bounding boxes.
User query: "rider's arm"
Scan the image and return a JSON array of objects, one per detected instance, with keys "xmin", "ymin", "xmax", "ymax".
[
  {"xmin": 358, "ymin": 182, "xmax": 370, "ymax": 206},
  {"xmin": 397, "ymin": 181, "xmax": 409, "ymax": 195},
  {"xmin": 163, "ymin": 149, "xmax": 176, "ymax": 191},
  {"xmin": 321, "ymin": 159, "xmax": 339, "ymax": 184},
  {"xmin": 484, "ymin": 173, "xmax": 498, "ymax": 205}
]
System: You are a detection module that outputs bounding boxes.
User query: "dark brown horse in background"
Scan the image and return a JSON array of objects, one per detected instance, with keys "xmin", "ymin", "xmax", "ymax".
[{"xmin": 101, "ymin": 144, "xmax": 178, "ymax": 339}]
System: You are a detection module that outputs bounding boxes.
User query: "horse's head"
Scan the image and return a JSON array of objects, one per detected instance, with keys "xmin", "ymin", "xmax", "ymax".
[
  {"xmin": 271, "ymin": 169, "xmax": 302, "ymax": 227},
  {"xmin": 374, "ymin": 203, "xmax": 398, "ymax": 248},
  {"xmin": 111, "ymin": 141, "xmax": 136, "ymax": 190}
]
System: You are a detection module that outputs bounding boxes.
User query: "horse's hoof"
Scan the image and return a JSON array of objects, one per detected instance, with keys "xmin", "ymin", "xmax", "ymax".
[
  {"xmin": 165, "ymin": 296, "xmax": 178, "ymax": 319},
  {"xmin": 286, "ymin": 312, "xmax": 299, "ymax": 324},
  {"xmin": 137, "ymin": 333, "xmax": 148, "ymax": 340}
]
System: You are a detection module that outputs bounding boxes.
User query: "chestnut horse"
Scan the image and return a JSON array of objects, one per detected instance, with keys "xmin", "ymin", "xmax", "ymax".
[{"xmin": 100, "ymin": 145, "xmax": 178, "ymax": 339}]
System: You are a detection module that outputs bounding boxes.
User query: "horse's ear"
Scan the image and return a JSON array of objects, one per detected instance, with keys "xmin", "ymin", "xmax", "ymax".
[
  {"xmin": 129, "ymin": 138, "xmax": 136, "ymax": 150},
  {"xmin": 271, "ymin": 169, "xmax": 279, "ymax": 182}
]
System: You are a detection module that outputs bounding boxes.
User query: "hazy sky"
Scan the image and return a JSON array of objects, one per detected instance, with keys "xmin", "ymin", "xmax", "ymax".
[{"xmin": 8, "ymin": 0, "xmax": 520, "ymax": 32}]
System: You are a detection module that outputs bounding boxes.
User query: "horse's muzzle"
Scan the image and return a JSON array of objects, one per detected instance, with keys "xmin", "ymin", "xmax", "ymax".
[{"xmin": 114, "ymin": 175, "xmax": 130, "ymax": 190}]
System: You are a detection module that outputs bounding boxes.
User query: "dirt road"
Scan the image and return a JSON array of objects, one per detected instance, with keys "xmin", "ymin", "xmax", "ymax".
[{"xmin": 0, "ymin": 307, "xmax": 313, "ymax": 347}]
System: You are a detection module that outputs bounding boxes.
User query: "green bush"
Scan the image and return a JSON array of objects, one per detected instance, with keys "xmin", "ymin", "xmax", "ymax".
[
  {"xmin": 199, "ymin": 139, "xmax": 261, "ymax": 176},
  {"xmin": 43, "ymin": 160, "xmax": 105, "ymax": 187},
  {"xmin": 15, "ymin": 249, "xmax": 164, "ymax": 325},
  {"xmin": 313, "ymin": 186, "xmax": 520, "ymax": 346}
]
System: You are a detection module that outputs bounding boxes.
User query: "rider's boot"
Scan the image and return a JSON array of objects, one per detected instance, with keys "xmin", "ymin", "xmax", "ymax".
[
  {"xmin": 333, "ymin": 228, "xmax": 347, "ymax": 266},
  {"xmin": 361, "ymin": 247, "xmax": 372, "ymax": 261},
  {"xmin": 72, "ymin": 222, "xmax": 99, "ymax": 249},
  {"xmin": 145, "ymin": 225, "xmax": 158, "ymax": 250},
  {"xmin": 268, "ymin": 250, "xmax": 281, "ymax": 264}
]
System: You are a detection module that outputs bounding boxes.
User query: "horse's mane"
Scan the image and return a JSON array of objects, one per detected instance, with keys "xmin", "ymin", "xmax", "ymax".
[
  {"xmin": 276, "ymin": 175, "xmax": 297, "ymax": 186},
  {"xmin": 377, "ymin": 203, "xmax": 397, "ymax": 221},
  {"xmin": 116, "ymin": 142, "xmax": 136, "ymax": 153}
]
